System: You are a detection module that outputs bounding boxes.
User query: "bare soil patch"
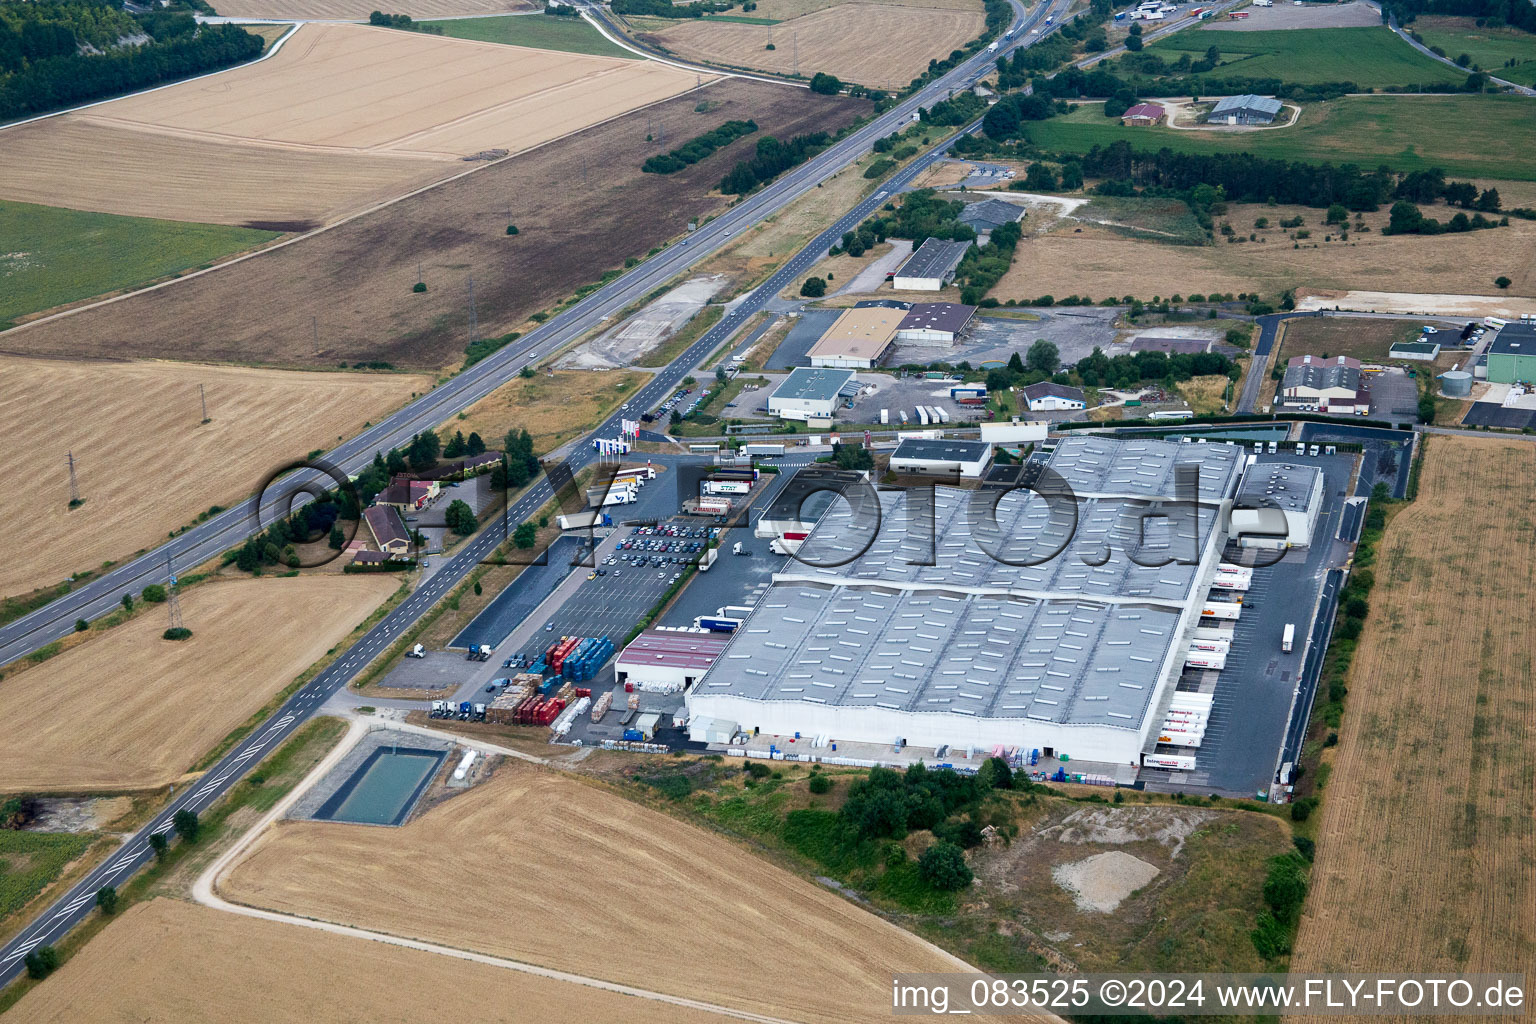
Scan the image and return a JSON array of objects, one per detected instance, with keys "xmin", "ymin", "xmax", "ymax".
[
  {"xmin": 646, "ymin": 2, "xmax": 985, "ymax": 89},
  {"xmin": 446, "ymin": 368, "xmax": 649, "ymax": 454},
  {"xmin": 1201, "ymin": 0, "xmax": 1380, "ymax": 30},
  {"xmin": 2, "ymin": 79, "xmax": 861, "ymax": 369},
  {"xmin": 0, "ymin": 576, "xmax": 398, "ymax": 793},
  {"xmin": 2, "ymin": 898, "xmax": 741, "ymax": 1024},
  {"xmin": 1, "ymin": 356, "xmax": 426, "ymax": 597},
  {"xmin": 220, "ymin": 761, "xmax": 963, "ymax": 1024},
  {"xmin": 1291, "ymin": 437, "xmax": 1536, "ymax": 992}
]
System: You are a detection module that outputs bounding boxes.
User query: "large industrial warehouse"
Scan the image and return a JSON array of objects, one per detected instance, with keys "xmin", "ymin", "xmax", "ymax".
[{"xmin": 687, "ymin": 436, "xmax": 1249, "ymax": 767}]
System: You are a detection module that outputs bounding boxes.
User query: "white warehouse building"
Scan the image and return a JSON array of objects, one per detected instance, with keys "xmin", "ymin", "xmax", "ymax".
[
  {"xmin": 888, "ymin": 438, "xmax": 995, "ymax": 478},
  {"xmin": 765, "ymin": 367, "xmax": 857, "ymax": 421},
  {"xmin": 1229, "ymin": 461, "xmax": 1324, "ymax": 550},
  {"xmin": 687, "ymin": 436, "xmax": 1248, "ymax": 766}
]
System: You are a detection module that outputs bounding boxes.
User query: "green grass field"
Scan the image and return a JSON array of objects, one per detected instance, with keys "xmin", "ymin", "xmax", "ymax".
[
  {"xmin": 1147, "ymin": 26, "xmax": 1463, "ymax": 87},
  {"xmin": 427, "ymin": 13, "xmax": 640, "ymax": 57},
  {"xmin": 0, "ymin": 201, "xmax": 278, "ymax": 328},
  {"xmin": 0, "ymin": 831, "xmax": 94, "ymax": 923},
  {"xmin": 1028, "ymin": 95, "xmax": 1536, "ymax": 181},
  {"xmin": 1410, "ymin": 16, "xmax": 1536, "ymax": 86}
]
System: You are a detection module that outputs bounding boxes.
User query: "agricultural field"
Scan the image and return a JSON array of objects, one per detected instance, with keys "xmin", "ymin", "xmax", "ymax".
[
  {"xmin": 90, "ymin": 23, "xmax": 701, "ymax": 159},
  {"xmin": 2, "ymin": 356, "xmax": 428, "ymax": 597},
  {"xmin": 428, "ymin": 12, "xmax": 639, "ymax": 57},
  {"xmin": 0, "ymin": 833, "xmax": 94, "ymax": 926},
  {"xmin": 1410, "ymin": 15, "xmax": 1536, "ymax": 86},
  {"xmin": 3, "ymin": 898, "xmax": 744, "ymax": 1024},
  {"xmin": 0, "ymin": 576, "xmax": 399, "ymax": 793},
  {"xmin": 992, "ymin": 199, "xmax": 1536, "ymax": 302},
  {"xmin": 638, "ymin": 0, "xmax": 985, "ymax": 89},
  {"xmin": 219, "ymin": 762, "xmax": 966, "ymax": 1024},
  {"xmin": 198, "ymin": 0, "xmax": 535, "ymax": 20},
  {"xmin": 0, "ymin": 118, "xmax": 455, "ymax": 230},
  {"xmin": 1028, "ymin": 96, "xmax": 1536, "ymax": 182},
  {"xmin": 0, "ymin": 202, "xmax": 277, "ymax": 327},
  {"xmin": 445, "ymin": 369, "xmax": 648, "ymax": 454},
  {"xmin": 1145, "ymin": 26, "xmax": 1462, "ymax": 87},
  {"xmin": 1293, "ymin": 438, "xmax": 1536, "ymax": 987},
  {"xmin": 1, "ymin": 79, "xmax": 862, "ymax": 369},
  {"xmin": 1275, "ymin": 317, "xmax": 1430, "ymax": 365}
]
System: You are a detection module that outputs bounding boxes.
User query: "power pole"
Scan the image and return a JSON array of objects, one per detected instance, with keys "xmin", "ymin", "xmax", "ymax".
[
  {"xmin": 199, "ymin": 384, "xmax": 209, "ymax": 424},
  {"xmin": 66, "ymin": 451, "xmax": 80, "ymax": 507},
  {"xmin": 467, "ymin": 275, "xmax": 479, "ymax": 344},
  {"xmin": 793, "ymin": 31, "xmax": 798, "ymax": 75},
  {"xmin": 311, "ymin": 316, "xmax": 320, "ymax": 356},
  {"xmin": 165, "ymin": 554, "xmax": 184, "ymax": 632}
]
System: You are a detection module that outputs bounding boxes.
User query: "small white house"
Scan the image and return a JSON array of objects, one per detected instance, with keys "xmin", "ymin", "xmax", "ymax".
[{"xmin": 1020, "ymin": 382, "xmax": 1087, "ymax": 412}]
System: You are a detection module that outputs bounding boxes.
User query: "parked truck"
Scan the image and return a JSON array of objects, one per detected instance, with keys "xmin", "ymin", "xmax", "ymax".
[
  {"xmin": 408, "ymin": 643, "xmax": 426, "ymax": 659},
  {"xmin": 1282, "ymin": 622, "xmax": 1295, "ymax": 653}
]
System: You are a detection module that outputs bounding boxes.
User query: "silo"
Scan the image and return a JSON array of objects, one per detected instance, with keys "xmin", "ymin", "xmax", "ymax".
[{"xmin": 1442, "ymin": 370, "xmax": 1473, "ymax": 397}]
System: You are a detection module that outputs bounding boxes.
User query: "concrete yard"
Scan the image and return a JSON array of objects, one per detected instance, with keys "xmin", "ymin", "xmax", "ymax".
[
  {"xmin": 560, "ymin": 275, "xmax": 728, "ymax": 369},
  {"xmin": 763, "ymin": 309, "xmax": 840, "ymax": 370},
  {"xmin": 888, "ymin": 307, "xmax": 1119, "ymax": 369}
]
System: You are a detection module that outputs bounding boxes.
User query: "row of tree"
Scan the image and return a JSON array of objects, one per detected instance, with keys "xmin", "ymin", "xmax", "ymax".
[
  {"xmin": 642, "ymin": 118, "xmax": 757, "ymax": 174},
  {"xmin": 718, "ymin": 131, "xmax": 831, "ymax": 194},
  {"xmin": 612, "ymin": 0, "xmax": 731, "ymax": 17}
]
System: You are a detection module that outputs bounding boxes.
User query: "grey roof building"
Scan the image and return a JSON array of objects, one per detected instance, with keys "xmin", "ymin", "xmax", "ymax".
[
  {"xmin": 686, "ymin": 436, "xmax": 1248, "ymax": 763},
  {"xmin": 893, "ymin": 237, "xmax": 972, "ymax": 290},
  {"xmin": 766, "ymin": 367, "xmax": 857, "ymax": 420},
  {"xmin": 888, "ymin": 438, "xmax": 995, "ymax": 478},
  {"xmin": 895, "ymin": 302, "xmax": 976, "ymax": 342},
  {"xmin": 1020, "ymin": 381, "xmax": 1087, "ymax": 411},
  {"xmin": 958, "ymin": 198, "xmax": 1025, "ymax": 234},
  {"xmin": 1209, "ymin": 94, "xmax": 1283, "ymax": 125}
]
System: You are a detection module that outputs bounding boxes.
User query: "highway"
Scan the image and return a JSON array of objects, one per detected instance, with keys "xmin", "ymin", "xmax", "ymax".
[
  {"xmin": 0, "ymin": 0, "xmax": 1041, "ymax": 670},
  {"xmin": 0, "ymin": 0, "xmax": 1071, "ymax": 987}
]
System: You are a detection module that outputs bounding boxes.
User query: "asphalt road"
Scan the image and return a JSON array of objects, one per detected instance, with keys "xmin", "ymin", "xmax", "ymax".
[{"xmin": 0, "ymin": 0, "xmax": 1077, "ymax": 986}]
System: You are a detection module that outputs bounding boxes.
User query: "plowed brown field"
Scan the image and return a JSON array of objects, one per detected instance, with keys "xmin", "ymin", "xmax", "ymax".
[
  {"xmin": 0, "ymin": 576, "xmax": 398, "ymax": 792},
  {"xmin": 220, "ymin": 762, "xmax": 973, "ymax": 1024},
  {"xmin": 644, "ymin": 2, "xmax": 984, "ymax": 89},
  {"xmin": 2, "ymin": 79, "xmax": 861, "ymax": 368},
  {"xmin": 2, "ymin": 356, "xmax": 426, "ymax": 597},
  {"xmin": 2, "ymin": 898, "xmax": 742, "ymax": 1024},
  {"xmin": 1290, "ymin": 437, "xmax": 1536, "ymax": 1014}
]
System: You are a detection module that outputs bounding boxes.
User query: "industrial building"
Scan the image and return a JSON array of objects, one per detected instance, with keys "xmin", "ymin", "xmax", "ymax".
[
  {"xmin": 1229, "ymin": 462, "xmax": 1324, "ymax": 550},
  {"xmin": 888, "ymin": 438, "xmax": 995, "ymax": 478},
  {"xmin": 1020, "ymin": 381, "xmax": 1087, "ymax": 412},
  {"xmin": 807, "ymin": 307, "xmax": 903, "ymax": 369},
  {"xmin": 687, "ymin": 436, "xmax": 1249, "ymax": 766},
  {"xmin": 893, "ymin": 237, "xmax": 972, "ymax": 291},
  {"xmin": 1208, "ymin": 94, "xmax": 1283, "ymax": 125},
  {"xmin": 1279, "ymin": 354, "xmax": 1368, "ymax": 415},
  {"xmin": 957, "ymin": 199, "xmax": 1024, "ymax": 242},
  {"xmin": 766, "ymin": 367, "xmax": 857, "ymax": 421},
  {"xmin": 894, "ymin": 302, "xmax": 977, "ymax": 344},
  {"xmin": 1388, "ymin": 340, "xmax": 1441, "ymax": 362},
  {"xmin": 616, "ymin": 629, "xmax": 732, "ymax": 691},
  {"xmin": 1121, "ymin": 102, "xmax": 1166, "ymax": 126},
  {"xmin": 1485, "ymin": 323, "xmax": 1536, "ymax": 383}
]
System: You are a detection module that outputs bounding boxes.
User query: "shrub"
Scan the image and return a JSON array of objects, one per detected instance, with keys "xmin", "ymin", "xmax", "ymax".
[
  {"xmin": 1496, "ymin": 276, "xmax": 1511, "ymax": 289},
  {"xmin": 744, "ymin": 761, "xmax": 772, "ymax": 778},
  {"xmin": 808, "ymin": 773, "xmax": 833, "ymax": 794},
  {"xmin": 141, "ymin": 584, "xmax": 167, "ymax": 603},
  {"xmin": 163, "ymin": 627, "xmax": 193, "ymax": 641},
  {"xmin": 506, "ymin": 224, "xmax": 519, "ymax": 235},
  {"xmin": 917, "ymin": 841, "xmax": 973, "ymax": 890},
  {"xmin": 413, "ymin": 281, "xmax": 427, "ymax": 293},
  {"xmin": 96, "ymin": 885, "xmax": 119, "ymax": 915},
  {"xmin": 800, "ymin": 276, "xmax": 826, "ymax": 298},
  {"xmin": 809, "ymin": 72, "xmax": 842, "ymax": 94},
  {"xmin": 173, "ymin": 808, "xmax": 200, "ymax": 843},
  {"xmin": 1290, "ymin": 796, "xmax": 1318, "ymax": 822},
  {"xmin": 74, "ymin": 618, "xmax": 89, "ymax": 632},
  {"xmin": 23, "ymin": 946, "xmax": 59, "ymax": 980}
]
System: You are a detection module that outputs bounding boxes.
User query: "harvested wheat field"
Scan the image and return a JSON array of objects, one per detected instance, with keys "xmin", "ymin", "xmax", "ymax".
[
  {"xmin": 1, "ymin": 357, "xmax": 427, "ymax": 596},
  {"xmin": 1291, "ymin": 437, "xmax": 1535, "ymax": 1001},
  {"xmin": 221, "ymin": 763, "xmax": 978, "ymax": 1024},
  {"xmin": 0, "ymin": 118, "xmax": 452, "ymax": 229},
  {"xmin": 995, "ymin": 201, "xmax": 1536, "ymax": 302},
  {"xmin": 216, "ymin": 0, "xmax": 532, "ymax": 18},
  {"xmin": 644, "ymin": 2, "xmax": 984, "ymax": 89},
  {"xmin": 0, "ymin": 576, "xmax": 397, "ymax": 792},
  {"xmin": 4, "ymin": 80, "xmax": 861, "ymax": 368},
  {"xmin": 3, "ymin": 898, "xmax": 742, "ymax": 1024},
  {"xmin": 446, "ymin": 369, "xmax": 648, "ymax": 453},
  {"xmin": 90, "ymin": 23, "xmax": 702, "ymax": 158}
]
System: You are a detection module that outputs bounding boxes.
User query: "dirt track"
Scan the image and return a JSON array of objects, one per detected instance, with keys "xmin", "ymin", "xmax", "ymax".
[
  {"xmin": 1290, "ymin": 438, "xmax": 1536, "ymax": 1014},
  {"xmin": 3, "ymin": 355, "xmax": 426, "ymax": 596},
  {"xmin": 2, "ymin": 898, "xmax": 745, "ymax": 1024},
  {"xmin": 0, "ymin": 79, "xmax": 862, "ymax": 369},
  {"xmin": 0, "ymin": 576, "xmax": 398, "ymax": 792},
  {"xmin": 220, "ymin": 762, "xmax": 971, "ymax": 1024}
]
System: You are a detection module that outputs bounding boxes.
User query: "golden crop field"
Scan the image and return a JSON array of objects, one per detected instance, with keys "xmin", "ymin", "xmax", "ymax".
[
  {"xmin": 0, "ymin": 117, "xmax": 451, "ymax": 229},
  {"xmin": 755, "ymin": 0, "xmax": 979, "ymax": 16},
  {"xmin": 445, "ymin": 369, "xmax": 648, "ymax": 454},
  {"xmin": 91, "ymin": 23, "xmax": 704, "ymax": 159},
  {"xmin": 3, "ymin": 898, "xmax": 743, "ymax": 1024},
  {"xmin": 647, "ymin": 3, "xmax": 985, "ymax": 90},
  {"xmin": 0, "ymin": 576, "xmax": 398, "ymax": 792},
  {"xmin": 215, "ymin": 0, "xmax": 532, "ymax": 18},
  {"xmin": 220, "ymin": 763, "xmax": 972, "ymax": 1024},
  {"xmin": 994, "ymin": 201, "xmax": 1536, "ymax": 302},
  {"xmin": 1, "ymin": 356, "xmax": 427, "ymax": 597},
  {"xmin": 1291, "ymin": 437, "xmax": 1536, "ymax": 1003}
]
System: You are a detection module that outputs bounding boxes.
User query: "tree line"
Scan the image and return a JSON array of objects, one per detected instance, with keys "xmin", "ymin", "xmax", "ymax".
[
  {"xmin": 719, "ymin": 131, "xmax": 831, "ymax": 194},
  {"xmin": 642, "ymin": 118, "xmax": 757, "ymax": 174},
  {"xmin": 1385, "ymin": 0, "xmax": 1536, "ymax": 35},
  {"xmin": 612, "ymin": 0, "xmax": 731, "ymax": 18},
  {"xmin": 0, "ymin": 1, "xmax": 262, "ymax": 120},
  {"xmin": 366, "ymin": 11, "xmax": 445, "ymax": 33}
]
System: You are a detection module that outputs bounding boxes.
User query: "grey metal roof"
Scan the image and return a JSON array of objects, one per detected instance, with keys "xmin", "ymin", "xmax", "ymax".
[
  {"xmin": 891, "ymin": 438, "xmax": 992, "ymax": 463},
  {"xmin": 1283, "ymin": 356, "xmax": 1361, "ymax": 395},
  {"xmin": 1388, "ymin": 341, "xmax": 1441, "ymax": 355},
  {"xmin": 769, "ymin": 367, "xmax": 856, "ymax": 404},
  {"xmin": 1236, "ymin": 462, "xmax": 1321, "ymax": 514},
  {"xmin": 1490, "ymin": 323, "xmax": 1536, "ymax": 356},
  {"xmin": 698, "ymin": 437, "xmax": 1247, "ymax": 730},
  {"xmin": 897, "ymin": 302, "xmax": 976, "ymax": 334},
  {"xmin": 957, "ymin": 198, "xmax": 1025, "ymax": 231},
  {"xmin": 1020, "ymin": 381, "xmax": 1086, "ymax": 403},
  {"xmin": 1210, "ymin": 94, "xmax": 1283, "ymax": 116},
  {"xmin": 896, "ymin": 238, "xmax": 972, "ymax": 281}
]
